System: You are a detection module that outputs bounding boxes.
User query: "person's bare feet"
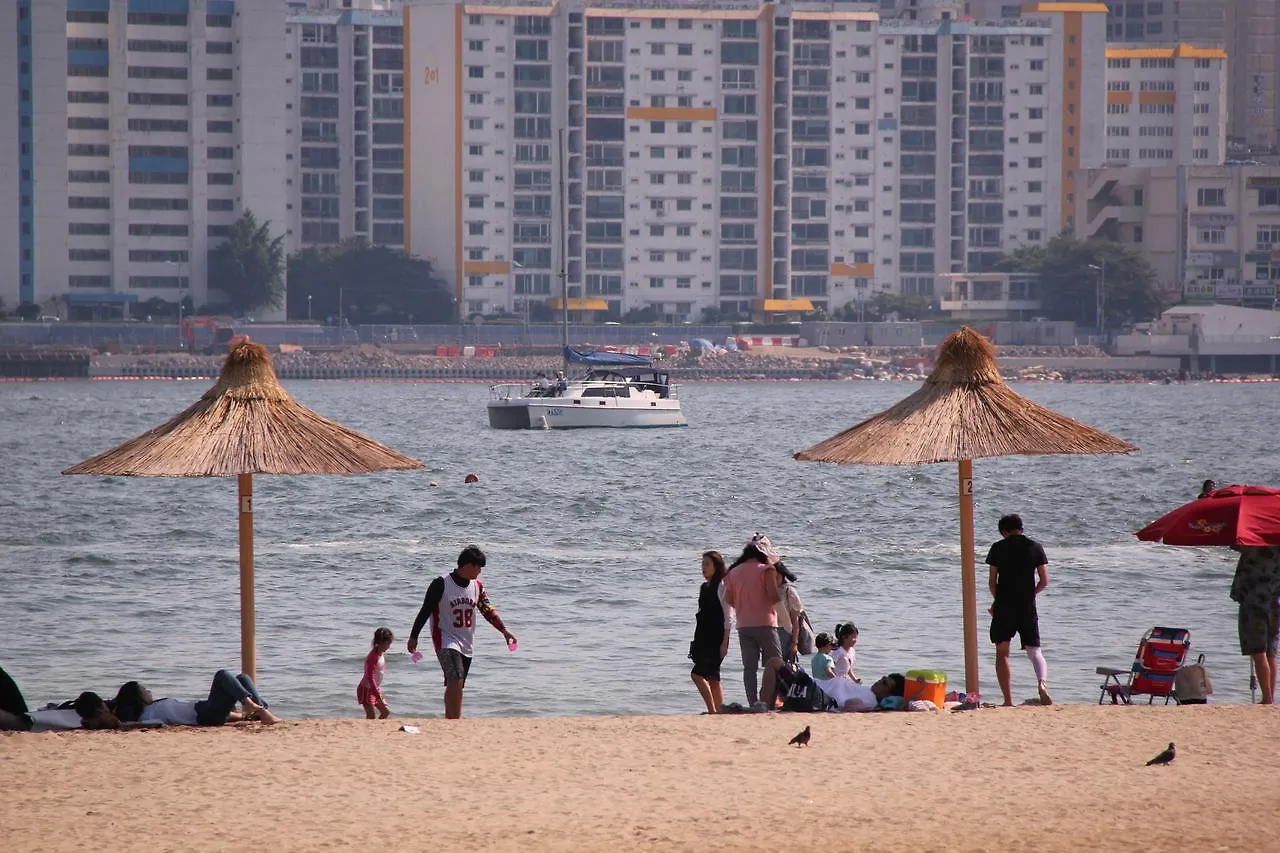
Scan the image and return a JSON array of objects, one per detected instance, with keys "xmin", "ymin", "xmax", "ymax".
[
  {"xmin": 245, "ymin": 700, "xmax": 280, "ymax": 725},
  {"xmin": 1037, "ymin": 681, "xmax": 1053, "ymax": 706}
]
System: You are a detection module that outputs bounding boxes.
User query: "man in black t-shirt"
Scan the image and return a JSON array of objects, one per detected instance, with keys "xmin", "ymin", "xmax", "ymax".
[{"xmin": 986, "ymin": 514, "xmax": 1051, "ymax": 707}]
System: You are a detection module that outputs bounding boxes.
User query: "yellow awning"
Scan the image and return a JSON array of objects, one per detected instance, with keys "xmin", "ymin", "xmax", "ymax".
[
  {"xmin": 757, "ymin": 298, "xmax": 815, "ymax": 313},
  {"xmin": 548, "ymin": 297, "xmax": 610, "ymax": 311}
]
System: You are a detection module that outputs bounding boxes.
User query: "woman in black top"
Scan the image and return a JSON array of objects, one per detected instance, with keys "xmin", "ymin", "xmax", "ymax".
[{"xmin": 690, "ymin": 550, "xmax": 728, "ymax": 714}]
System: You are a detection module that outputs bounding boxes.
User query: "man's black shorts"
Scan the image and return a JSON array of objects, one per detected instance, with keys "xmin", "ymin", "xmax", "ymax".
[
  {"xmin": 437, "ymin": 648, "xmax": 473, "ymax": 686},
  {"xmin": 990, "ymin": 604, "xmax": 1041, "ymax": 648}
]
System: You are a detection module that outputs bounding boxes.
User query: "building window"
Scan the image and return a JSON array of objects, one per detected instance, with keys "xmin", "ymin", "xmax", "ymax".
[{"xmin": 1197, "ymin": 188, "xmax": 1226, "ymax": 207}]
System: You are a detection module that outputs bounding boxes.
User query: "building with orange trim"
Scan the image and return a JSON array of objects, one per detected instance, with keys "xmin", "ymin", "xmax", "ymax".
[
  {"xmin": 1101, "ymin": 45, "xmax": 1227, "ymax": 168},
  {"xmin": 402, "ymin": 0, "xmax": 1119, "ymax": 321}
]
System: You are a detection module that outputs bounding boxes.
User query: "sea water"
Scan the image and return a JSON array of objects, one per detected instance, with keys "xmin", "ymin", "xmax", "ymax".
[{"xmin": 1, "ymin": 379, "xmax": 1277, "ymax": 718}]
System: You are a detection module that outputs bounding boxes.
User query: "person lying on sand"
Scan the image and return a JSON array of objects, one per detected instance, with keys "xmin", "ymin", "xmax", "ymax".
[
  {"xmin": 111, "ymin": 670, "xmax": 279, "ymax": 727},
  {"xmin": 823, "ymin": 673, "xmax": 906, "ymax": 712}
]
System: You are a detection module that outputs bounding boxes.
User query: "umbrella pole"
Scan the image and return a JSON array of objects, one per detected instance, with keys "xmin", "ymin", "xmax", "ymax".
[
  {"xmin": 958, "ymin": 459, "xmax": 979, "ymax": 695},
  {"xmin": 238, "ymin": 473, "xmax": 256, "ymax": 680}
]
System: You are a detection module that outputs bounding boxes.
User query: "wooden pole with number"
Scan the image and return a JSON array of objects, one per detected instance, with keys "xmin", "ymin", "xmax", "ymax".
[
  {"xmin": 238, "ymin": 473, "xmax": 256, "ymax": 680},
  {"xmin": 958, "ymin": 459, "xmax": 979, "ymax": 695}
]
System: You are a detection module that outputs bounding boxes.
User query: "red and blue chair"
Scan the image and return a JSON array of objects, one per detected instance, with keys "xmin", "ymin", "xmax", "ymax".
[{"xmin": 1095, "ymin": 627, "xmax": 1192, "ymax": 705}]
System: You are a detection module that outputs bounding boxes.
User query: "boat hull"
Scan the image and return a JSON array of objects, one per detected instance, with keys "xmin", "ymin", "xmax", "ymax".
[{"xmin": 486, "ymin": 398, "xmax": 687, "ymax": 429}]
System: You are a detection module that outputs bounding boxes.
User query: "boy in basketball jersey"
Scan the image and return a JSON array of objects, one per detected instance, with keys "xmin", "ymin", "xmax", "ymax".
[{"xmin": 407, "ymin": 545, "xmax": 517, "ymax": 719}]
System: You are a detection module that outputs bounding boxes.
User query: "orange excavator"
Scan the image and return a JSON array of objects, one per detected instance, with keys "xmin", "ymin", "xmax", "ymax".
[{"xmin": 180, "ymin": 316, "xmax": 239, "ymax": 354}]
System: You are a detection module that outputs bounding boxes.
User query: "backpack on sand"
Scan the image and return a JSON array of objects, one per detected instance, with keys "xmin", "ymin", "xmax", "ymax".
[
  {"xmin": 1174, "ymin": 653, "xmax": 1213, "ymax": 704},
  {"xmin": 777, "ymin": 663, "xmax": 832, "ymax": 713}
]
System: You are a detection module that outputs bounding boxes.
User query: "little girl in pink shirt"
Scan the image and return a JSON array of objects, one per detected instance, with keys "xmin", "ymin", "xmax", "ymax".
[{"xmin": 357, "ymin": 627, "xmax": 393, "ymax": 719}]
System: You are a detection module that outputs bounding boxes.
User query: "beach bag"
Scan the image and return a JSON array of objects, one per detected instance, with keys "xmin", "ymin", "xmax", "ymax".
[
  {"xmin": 796, "ymin": 610, "xmax": 816, "ymax": 656},
  {"xmin": 779, "ymin": 664, "xmax": 830, "ymax": 713},
  {"xmin": 1174, "ymin": 654, "xmax": 1213, "ymax": 704}
]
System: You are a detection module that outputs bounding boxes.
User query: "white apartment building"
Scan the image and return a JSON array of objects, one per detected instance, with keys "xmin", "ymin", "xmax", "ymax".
[
  {"xmin": 0, "ymin": 0, "xmax": 289, "ymax": 319},
  {"xmin": 285, "ymin": 0, "xmax": 407, "ymax": 251},
  {"xmin": 1076, "ymin": 164, "xmax": 1280, "ymax": 308},
  {"xmin": 967, "ymin": 0, "xmax": 1227, "ymax": 42},
  {"xmin": 403, "ymin": 0, "xmax": 1104, "ymax": 321},
  {"xmin": 1103, "ymin": 43, "xmax": 1226, "ymax": 167}
]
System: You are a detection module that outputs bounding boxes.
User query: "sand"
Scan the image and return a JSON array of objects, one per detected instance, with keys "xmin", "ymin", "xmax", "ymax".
[{"xmin": 4, "ymin": 706, "xmax": 1278, "ymax": 853}]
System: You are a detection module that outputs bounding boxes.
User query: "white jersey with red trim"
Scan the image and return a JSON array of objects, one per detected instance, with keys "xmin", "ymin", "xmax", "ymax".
[{"xmin": 431, "ymin": 574, "xmax": 482, "ymax": 656}]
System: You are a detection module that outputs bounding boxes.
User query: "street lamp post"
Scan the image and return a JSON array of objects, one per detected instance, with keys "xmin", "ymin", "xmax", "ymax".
[
  {"xmin": 167, "ymin": 260, "xmax": 186, "ymax": 348},
  {"xmin": 510, "ymin": 260, "xmax": 528, "ymax": 342},
  {"xmin": 307, "ymin": 293, "xmax": 312, "ymax": 322},
  {"xmin": 1087, "ymin": 260, "xmax": 1106, "ymax": 334}
]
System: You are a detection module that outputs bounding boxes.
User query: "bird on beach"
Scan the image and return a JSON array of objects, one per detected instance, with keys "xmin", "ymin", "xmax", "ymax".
[
  {"xmin": 1146, "ymin": 742, "xmax": 1176, "ymax": 766},
  {"xmin": 788, "ymin": 726, "xmax": 811, "ymax": 747}
]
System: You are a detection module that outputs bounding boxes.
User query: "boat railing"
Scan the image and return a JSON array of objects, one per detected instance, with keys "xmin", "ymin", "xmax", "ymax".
[{"xmin": 489, "ymin": 383, "xmax": 536, "ymax": 401}]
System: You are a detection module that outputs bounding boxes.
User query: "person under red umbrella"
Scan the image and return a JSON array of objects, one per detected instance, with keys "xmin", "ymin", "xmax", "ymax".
[
  {"xmin": 1137, "ymin": 485, "xmax": 1280, "ymax": 703},
  {"xmin": 1230, "ymin": 545, "xmax": 1280, "ymax": 704}
]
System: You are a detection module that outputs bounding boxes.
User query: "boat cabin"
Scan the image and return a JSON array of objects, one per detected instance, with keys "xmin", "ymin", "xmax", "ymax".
[{"xmin": 580, "ymin": 367, "xmax": 673, "ymax": 399}]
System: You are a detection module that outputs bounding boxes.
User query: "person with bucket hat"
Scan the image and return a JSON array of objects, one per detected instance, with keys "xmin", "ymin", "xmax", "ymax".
[{"xmin": 723, "ymin": 533, "xmax": 784, "ymax": 711}]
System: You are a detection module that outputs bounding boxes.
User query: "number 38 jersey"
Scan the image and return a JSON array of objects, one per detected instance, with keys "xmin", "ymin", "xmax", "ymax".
[{"xmin": 431, "ymin": 573, "xmax": 483, "ymax": 656}]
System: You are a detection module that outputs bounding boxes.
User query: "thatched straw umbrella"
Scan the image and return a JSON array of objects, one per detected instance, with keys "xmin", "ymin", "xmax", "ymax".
[
  {"xmin": 64, "ymin": 341, "xmax": 423, "ymax": 679},
  {"xmin": 795, "ymin": 327, "xmax": 1136, "ymax": 695}
]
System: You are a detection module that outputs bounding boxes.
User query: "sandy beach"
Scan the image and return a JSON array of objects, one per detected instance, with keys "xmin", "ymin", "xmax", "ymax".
[{"xmin": 4, "ymin": 705, "xmax": 1278, "ymax": 852}]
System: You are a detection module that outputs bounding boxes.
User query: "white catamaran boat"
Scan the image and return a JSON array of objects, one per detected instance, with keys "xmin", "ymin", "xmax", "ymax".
[{"xmin": 488, "ymin": 348, "xmax": 687, "ymax": 429}]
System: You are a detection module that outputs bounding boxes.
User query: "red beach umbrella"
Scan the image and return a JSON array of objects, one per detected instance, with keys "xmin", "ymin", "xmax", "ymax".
[{"xmin": 1136, "ymin": 485, "xmax": 1280, "ymax": 547}]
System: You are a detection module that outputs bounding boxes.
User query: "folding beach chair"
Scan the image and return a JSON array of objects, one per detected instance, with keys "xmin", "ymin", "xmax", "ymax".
[{"xmin": 1095, "ymin": 627, "xmax": 1191, "ymax": 705}]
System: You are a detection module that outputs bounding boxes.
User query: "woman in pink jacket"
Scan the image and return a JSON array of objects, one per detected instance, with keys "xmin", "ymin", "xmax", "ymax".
[{"xmin": 722, "ymin": 533, "xmax": 783, "ymax": 711}]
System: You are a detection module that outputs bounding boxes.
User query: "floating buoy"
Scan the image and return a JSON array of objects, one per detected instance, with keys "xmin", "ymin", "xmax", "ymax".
[{"xmin": 464, "ymin": 473, "xmax": 479, "ymax": 484}]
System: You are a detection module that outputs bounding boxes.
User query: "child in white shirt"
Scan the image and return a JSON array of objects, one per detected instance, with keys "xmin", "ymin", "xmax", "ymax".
[{"xmin": 831, "ymin": 622, "xmax": 859, "ymax": 683}]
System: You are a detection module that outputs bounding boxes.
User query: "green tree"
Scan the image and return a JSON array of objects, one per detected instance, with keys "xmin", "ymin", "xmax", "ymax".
[
  {"xmin": 997, "ymin": 232, "xmax": 1167, "ymax": 328},
  {"xmin": 286, "ymin": 238, "xmax": 454, "ymax": 324},
  {"xmin": 207, "ymin": 210, "xmax": 286, "ymax": 314},
  {"xmin": 870, "ymin": 293, "xmax": 933, "ymax": 321},
  {"xmin": 622, "ymin": 305, "xmax": 659, "ymax": 324}
]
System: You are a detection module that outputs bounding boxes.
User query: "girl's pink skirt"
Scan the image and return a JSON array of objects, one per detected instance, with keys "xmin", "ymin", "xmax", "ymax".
[{"xmin": 356, "ymin": 681, "xmax": 380, "ymax": 706}]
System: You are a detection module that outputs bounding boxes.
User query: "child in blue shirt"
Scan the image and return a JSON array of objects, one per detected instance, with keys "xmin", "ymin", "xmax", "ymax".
[{"xmin": 811, "ymin": 632, "xmax": 836, "ymax": 680}]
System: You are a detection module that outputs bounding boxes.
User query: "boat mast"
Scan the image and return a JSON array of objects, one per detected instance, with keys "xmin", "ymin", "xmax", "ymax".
[{"xmin": 558, "ymin": 126, "xmax": 569, "ymax": 367}]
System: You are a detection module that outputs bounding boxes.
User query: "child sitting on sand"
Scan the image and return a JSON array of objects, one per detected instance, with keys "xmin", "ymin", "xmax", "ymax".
[
  {"xmin": 811, "ymin": 633, "xmax": 836, "ymax": 680},
  {"xmin": 833, "ymin": 622, "xmax": 859, "ymax": 683},
  {"xmin": 358, "ymin": 627, "xmax": 393, "ymax": 719}
]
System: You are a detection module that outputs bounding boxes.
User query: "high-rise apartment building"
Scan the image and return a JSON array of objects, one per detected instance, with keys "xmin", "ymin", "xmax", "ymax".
[
  {"xmin": 404, "ymin": 0, "xmax": 1104, "ymax": 321},
  {"xmin": 969, "ymin": 1, "xmax": 1280, "ymax": 155},
  {"xmin": 964, "ymin": 0, "xmax": 1226, "ymax": 42},
  {"xmin": 1103, "ymin": 43, "xmax": 1226, "ymax": 167},
  {"xmin": 1227, "ymin": 0, "xmax": 1280, "ymax": 152},
  {"xmin": 285, "ymin": 0, "xmax": 407, "ymax": 251},
  {"xmin": 0, "ymin": 0, "xmax": 289, "ymax": 318}
]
